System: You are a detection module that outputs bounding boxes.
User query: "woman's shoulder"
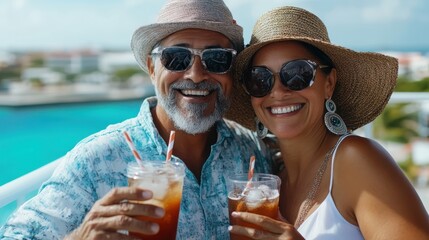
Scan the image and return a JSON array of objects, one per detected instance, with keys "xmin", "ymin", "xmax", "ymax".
[
  {"xmin": 331, "ymin": 135, "xmax": 424, "ymax": 228},
  {"xmin": 333, "ymin": 135, "xmax": 403, "ymax": 202},
  {"xmin": 333, "ymin": 136, "xmax": 429, "ymax": 238},
  {"xmin": 336, "ymin": 135, "xmax": 396, "ymax": 168},
  {"xmin": 335, "ymin": 134, "xmax": 418, "ymax": 202},
  {"xmin": 334, "ymin": 134, "xmax": 406, "ymax": 188}
]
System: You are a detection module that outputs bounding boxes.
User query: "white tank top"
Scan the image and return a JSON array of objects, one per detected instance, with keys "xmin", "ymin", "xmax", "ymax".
[{"xmin": 297, "ymin": 135, "xmax": 364, "ymax": 240}]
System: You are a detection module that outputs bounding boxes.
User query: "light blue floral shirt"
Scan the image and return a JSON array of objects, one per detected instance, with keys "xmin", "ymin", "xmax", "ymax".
[{"xmin": 0, "ymin": 97, "xmax": 273, "ymax": 240}]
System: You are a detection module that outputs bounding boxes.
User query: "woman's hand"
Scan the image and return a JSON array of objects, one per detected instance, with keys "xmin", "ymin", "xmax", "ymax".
[
  {"xmin": 228, "ymin": 212, "xmax": 304, "ymax": 240},
  {"xmin": 64, "ymin": 186, "xmax": 164, "ymax": 240}
]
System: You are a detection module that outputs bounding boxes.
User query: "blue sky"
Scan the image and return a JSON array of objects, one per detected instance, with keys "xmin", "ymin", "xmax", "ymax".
[{"xmin": 1, "ymin": 0, "xmax": 428, "ymax": 52}]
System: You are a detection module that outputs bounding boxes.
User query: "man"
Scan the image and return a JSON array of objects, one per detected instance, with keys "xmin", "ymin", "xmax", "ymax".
[{"xmin": 0, "ymin": 0, "xmax": 273, "ymax": 239}]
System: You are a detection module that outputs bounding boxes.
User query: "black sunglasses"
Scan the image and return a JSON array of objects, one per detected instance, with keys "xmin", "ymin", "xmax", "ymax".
[
  {"xmin": 243, "ymin": 59, "xmax": 330, "ymax": 97},
  {"xmin": 151, "ymin": 46, "xmax": 237, "ymax": 74}
]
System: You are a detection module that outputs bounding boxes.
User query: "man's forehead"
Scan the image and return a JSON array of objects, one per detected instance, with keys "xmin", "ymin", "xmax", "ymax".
[{"xmin": 160, "ymin": 29, "xmax": 233, "ymax": 48}]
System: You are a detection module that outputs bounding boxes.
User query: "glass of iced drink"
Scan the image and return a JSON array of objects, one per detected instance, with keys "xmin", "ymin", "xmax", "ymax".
[
  {"xmin": 127, "ymin": 161, "xmax": 185, "ymax": 240},
  {"xmin": 227, "ymin": 173, "xmax": 281, "ymax": 240}
]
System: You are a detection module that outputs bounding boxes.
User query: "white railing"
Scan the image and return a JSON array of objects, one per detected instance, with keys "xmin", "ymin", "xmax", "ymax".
[
  {"xmin": 0, "ymin": 92, "xmax": 428, "ymax": 212},
  {"xmin": 363, "ymin": 92, "xmax": 429, "ymax": 138},
  {"xmin": 0, "ymin": 159, "xmax": 61, "ymax": 208}
]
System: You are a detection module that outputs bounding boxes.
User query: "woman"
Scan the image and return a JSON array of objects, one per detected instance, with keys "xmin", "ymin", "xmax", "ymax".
[{"xmin": 226, "ymin": 6, "xmax": 429, "ymax": 240}]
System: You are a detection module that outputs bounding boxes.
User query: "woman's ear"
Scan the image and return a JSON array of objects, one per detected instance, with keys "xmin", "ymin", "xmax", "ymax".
[
  {"xmin": 147, "ymin": 56, "xmax": 156, "ymax": 84},
  {"xmin": 325, "ymin": 68, "xmax": 337, "ymax": 98}
]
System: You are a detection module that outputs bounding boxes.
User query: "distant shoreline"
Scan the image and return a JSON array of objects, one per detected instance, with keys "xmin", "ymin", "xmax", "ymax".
[{"xmin": 0, "ymin": 85, "xmax": 155, "ymax": 108}]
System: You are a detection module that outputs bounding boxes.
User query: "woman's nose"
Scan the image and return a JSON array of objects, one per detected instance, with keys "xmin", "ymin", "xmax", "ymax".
[{"xmin": 269, "ymin": 74, "xmax": 292, "ymax": 98}]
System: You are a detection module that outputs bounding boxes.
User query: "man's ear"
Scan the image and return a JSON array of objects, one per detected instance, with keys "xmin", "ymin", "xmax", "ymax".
[
  {"xmin": 325, "ymin": 68, "xmax": 337, "ymax": 98},
  {"xmin": 147, "ymin": 56, "xmax": 156, "ymax": 84}
]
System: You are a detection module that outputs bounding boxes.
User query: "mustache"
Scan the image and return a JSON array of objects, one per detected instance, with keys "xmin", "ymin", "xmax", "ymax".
[{"xmin": 170, "ymin": 79, "xmax": 220, "ymax": 92}]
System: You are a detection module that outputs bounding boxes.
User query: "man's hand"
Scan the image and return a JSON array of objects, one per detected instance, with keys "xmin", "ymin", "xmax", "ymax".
[{"xmin": 64, "ymin": 186, "xmax": 164, "ymax": 239}]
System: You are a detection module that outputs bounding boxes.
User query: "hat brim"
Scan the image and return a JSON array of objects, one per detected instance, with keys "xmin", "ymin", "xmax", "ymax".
[
  {"xmin": 226, "ymin": 38, "xmax": 398, "ymax": 131},
  {"xmin": 131, "ymin": 21, "xmax": 244, "ymax": 73}
]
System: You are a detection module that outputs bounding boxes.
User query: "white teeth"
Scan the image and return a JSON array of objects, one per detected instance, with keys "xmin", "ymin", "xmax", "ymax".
[
  {"xmin": 271, "ymin": 104, "xmax": 302, "ymax": 114},
  {"xmin": 181, "ymin": 89, "xmax": 209, "ymax": 96}
]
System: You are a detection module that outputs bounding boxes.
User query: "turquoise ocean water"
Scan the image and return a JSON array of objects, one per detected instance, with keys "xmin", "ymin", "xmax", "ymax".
[{"xmin": 0, "ymin": 99, "xmax": 145, "ymax": 225}]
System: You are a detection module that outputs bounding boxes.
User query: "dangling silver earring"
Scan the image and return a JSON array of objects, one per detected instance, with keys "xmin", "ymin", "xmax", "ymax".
[
  {"xmin": 255, "ymin": 117, "xmax": 268, "ymax": 139},
  {"xmin": 324, "ymin": 98, "xmax": 347, "ymax": 135}
]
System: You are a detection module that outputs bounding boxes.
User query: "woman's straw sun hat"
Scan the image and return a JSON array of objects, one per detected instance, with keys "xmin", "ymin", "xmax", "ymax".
[
  {"xmin": 131, "ymin": 0, "xmax": 244, "ymax": 74},
  {"xmin": 226, "ymin": 6, "xmax": 398, "ymax": 131}
]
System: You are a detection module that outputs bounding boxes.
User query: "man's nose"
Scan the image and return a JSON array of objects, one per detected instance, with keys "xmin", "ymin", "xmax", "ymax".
[{"xmin": 183, "ymin": 56, "xmax": 208, "ymax": 83}]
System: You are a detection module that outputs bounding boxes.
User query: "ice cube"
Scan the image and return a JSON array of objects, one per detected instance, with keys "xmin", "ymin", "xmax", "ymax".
[
  {"xmin": 245, "ymin": 188, "xmax": 266, "ymax": 210},
  {"xmin": 257, "ymin": 184, "xmax": 279, "ymax": 200},
  {"xmin": 228, "ymin": 191, "xmax": 243, "ymax": 201},
  {"xmin": 138, "ymin": 175, "xmax": 169, "ymax": 199},
  {"xmin": 257, "ymin": 184, "xmax": 272, "ymax": 197},
  {"xmin": 269, "ymin": 189, "xmax": 280, "ymax": 200}
]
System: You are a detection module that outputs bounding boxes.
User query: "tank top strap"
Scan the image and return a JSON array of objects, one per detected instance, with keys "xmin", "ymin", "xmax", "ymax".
[{"xmin": 328, "ymin": 134, "xmax": 352, "ymax": 192}]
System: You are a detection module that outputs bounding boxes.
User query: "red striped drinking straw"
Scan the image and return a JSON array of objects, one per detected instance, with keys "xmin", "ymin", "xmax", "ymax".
[
  {"xmin": 246, "ymin": 156, "xmax": 256, "ymax": 189},
  {"xmin": 166, "ymin": 130, "xmax": 175, "ymax": 162},
  {"xmin": 122, "ymin": 130, "xmax": 144, "ymax": 169}
]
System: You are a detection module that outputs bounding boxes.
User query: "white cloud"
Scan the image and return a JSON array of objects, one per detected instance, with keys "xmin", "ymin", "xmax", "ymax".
[
  {"xmin": 0, "ymin": 1, "xmax": 41, "ymax": 36},
  {"xmin": 123, "ymin": 0, "xmax": 151, "ymax": 7},
  {"xmin": 0, "ymin": 0, "xmax": 427, "ymax": 51},
  {"xmin": 226, "ymin": 0, "xmax": 309, "ymax": 19},
  {"xmin": 12, "ymin": 0, "xmax": 26, "ymax": 9},
  {"xmin": 323, "ymin": 0, "xmax": 423, "ymax": 31},
  {"xmin": 361, "ymin": 0, "xmax": 419, "ymax": 22},
  {"xmin": 225, "ymin": 0, "xmax": 300, "ymax": 41}
]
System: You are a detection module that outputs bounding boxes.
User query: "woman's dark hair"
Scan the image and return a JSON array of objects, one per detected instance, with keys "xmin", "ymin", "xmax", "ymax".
[{"xmin": 300, "ymin": 41, "xmax": 334, "ymax": 74}]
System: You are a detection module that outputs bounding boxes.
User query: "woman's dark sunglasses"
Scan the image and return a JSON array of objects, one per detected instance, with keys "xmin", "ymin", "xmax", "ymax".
[
  {"xmin": 151, "ymin": 46, "xmax": 237, "ymax": 74},
  {"xmin": 243, "ymin": 59, "xmax": 330, "ymax": 97}
]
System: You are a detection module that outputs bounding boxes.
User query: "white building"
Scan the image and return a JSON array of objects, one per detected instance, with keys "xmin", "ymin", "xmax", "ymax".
[
  {"xmin": 0, "ymin": 51, "xmax": 16, "ymax": 68},
  {"xmin": 45, "ymin": 50, "xmax": 99, "ymax": 74},
  {"xmin": 384, "ymin": 51, "xmax": 429, "ymax": 80},
  {"xmin": 21, "ymin": 67, "xmax": 64, "ymax": 85},
  {"xmin": 98, "ymin": 51, "xmax": 139, "ymax": 73}
]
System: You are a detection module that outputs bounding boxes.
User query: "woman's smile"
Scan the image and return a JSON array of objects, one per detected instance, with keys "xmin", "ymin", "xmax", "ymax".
[{"xmin": 269, "ymin": 103, "xmax": 303, "ymax": 115}]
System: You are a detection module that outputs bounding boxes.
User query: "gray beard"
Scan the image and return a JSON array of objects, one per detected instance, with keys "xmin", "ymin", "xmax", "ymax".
[{"xmin": 155, "ymin": 79, "xmax": 230, "ymax": 135}]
